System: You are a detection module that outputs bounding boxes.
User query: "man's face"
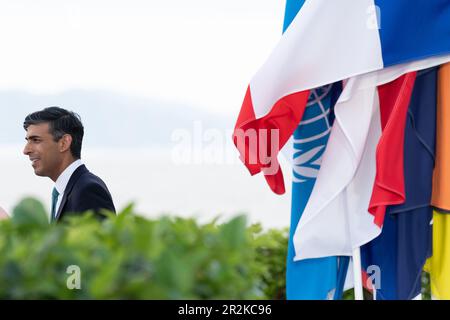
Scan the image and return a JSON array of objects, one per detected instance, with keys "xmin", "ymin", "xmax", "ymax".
[{"xmin": 23, "ymin": 123, "xmax": 63, "ymax": 180}]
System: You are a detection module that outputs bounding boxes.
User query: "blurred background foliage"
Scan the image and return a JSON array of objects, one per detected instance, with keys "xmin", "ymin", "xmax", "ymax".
[{"xmin": 0, "ymin": 197, "xmax": 430, "ymax": 299}]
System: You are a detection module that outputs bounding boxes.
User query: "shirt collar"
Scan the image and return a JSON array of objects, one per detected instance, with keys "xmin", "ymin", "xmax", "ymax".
[{"xmin": 55, "ymin": 159, "xmax": 83, "ymax": 195}]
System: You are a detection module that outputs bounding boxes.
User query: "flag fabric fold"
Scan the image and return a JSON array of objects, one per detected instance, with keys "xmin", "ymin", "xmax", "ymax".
[
  {"xmin": 425, "ymin": 210, "xmax": 450, "ymax": 299},
  {"xmin": 362, "ymin": 67, "xmax": 437, "ymax": 300},
  {"xmin": 367, "ymin": 74, "xmax": 415, "ymax": 228},
  {"xmin": 431, "ymin": 63, "xmax": 450, "ymax": 212},
  {"xmin": 283, "ymin": 0, "xmax": 348, "ymax": 300},
  {"xmin": 291, "ymin": 59, "xmax": 446, "ymax": 263},
  {"xmin": 292, "ymin": 66, "xmax": 417, "ymax": 261},
  {"xmin": 425, "ymin": 63, "xmax": 450, "ymax": 300},
  {"xmin": 233, "ymin": 0, "xmax": 450, "ymax": 194},
  {"xmin": 287, "ymin": 83, "xmax": 345, "ymax": 299}
]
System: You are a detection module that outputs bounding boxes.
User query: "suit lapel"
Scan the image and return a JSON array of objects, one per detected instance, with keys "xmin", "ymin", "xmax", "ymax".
[{"xmin": 55, "ymin": 165, "xmax": 88, "ymax": 221}]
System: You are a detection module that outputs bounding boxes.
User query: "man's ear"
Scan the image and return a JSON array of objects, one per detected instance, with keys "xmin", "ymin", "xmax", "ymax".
[{"xmin": 59, "ymin": 134, "xmax": 73, "ymax": 153}]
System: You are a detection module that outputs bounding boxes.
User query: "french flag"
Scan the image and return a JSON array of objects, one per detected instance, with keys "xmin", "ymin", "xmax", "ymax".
[{"xmin": 233, "ymin": 0, "xmax": 450, "ymax": 195}]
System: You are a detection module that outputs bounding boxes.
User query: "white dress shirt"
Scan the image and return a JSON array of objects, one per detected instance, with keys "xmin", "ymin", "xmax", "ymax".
[{"xmin": 53, "ymin": 159, "xmax": 83, "ymax": 218}]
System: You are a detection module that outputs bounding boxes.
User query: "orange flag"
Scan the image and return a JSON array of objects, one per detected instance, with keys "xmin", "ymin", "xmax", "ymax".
[
  {"xmin": 432, "ymin": 63, "xmax": 450, "ymax": 211},
  {"xmin": 426, "ymin": 63, "xmax": 450, "ymax": 299}
]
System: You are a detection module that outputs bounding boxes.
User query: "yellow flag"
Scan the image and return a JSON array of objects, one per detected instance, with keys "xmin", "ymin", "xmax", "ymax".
[{"xmin": 425, "ymin": 63, "xmax": 450, "ymax": 299}]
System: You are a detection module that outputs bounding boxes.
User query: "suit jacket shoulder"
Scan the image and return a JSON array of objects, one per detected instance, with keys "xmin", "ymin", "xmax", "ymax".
[{"xmin": 56, "ymin": 165, "xmax": 116, "ymax": 221}]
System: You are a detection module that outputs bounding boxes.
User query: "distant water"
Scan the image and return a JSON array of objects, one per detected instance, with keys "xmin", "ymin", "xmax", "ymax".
[{"xmin": 0, "ymin": 145, "xmax": 292, "ymax": 229}]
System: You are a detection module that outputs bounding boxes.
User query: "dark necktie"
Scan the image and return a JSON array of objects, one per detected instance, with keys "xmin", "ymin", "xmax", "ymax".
[{"xmin": 51, "ymin": 187, "xmax": 60, "ymax": 222}]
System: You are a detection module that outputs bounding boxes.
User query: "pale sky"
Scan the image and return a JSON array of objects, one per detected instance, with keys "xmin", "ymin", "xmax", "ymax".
[{"xmin": 0, "ymin": 0, "xmax": 285, "ymax": 116}]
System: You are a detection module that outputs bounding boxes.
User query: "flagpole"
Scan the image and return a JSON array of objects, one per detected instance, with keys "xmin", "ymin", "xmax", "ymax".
[{"xmin": 352, "ymin": 247, "xmax": 364, "ymax": 300}]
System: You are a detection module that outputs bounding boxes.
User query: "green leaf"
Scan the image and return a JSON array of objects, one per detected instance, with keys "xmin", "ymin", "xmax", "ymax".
[{"xmin": 12, "ymin": 197, "xmax": 49, "ymax": 228}]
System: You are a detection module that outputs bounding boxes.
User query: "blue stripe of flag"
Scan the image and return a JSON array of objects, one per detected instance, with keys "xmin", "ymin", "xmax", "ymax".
[{"xmin": 376, "ymin": 0, "xmax": 450, "ymax": 67}]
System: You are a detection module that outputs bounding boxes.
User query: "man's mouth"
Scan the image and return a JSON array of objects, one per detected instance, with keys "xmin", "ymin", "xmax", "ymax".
[{"xmin": 30, "ymin": 158, "xmax": 40, "ymax": 167}]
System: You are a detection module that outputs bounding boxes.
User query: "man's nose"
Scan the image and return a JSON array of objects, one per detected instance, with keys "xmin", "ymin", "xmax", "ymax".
[{"xmin": 23, "ymin": 142, "xmax": 31, "ymax": 155}]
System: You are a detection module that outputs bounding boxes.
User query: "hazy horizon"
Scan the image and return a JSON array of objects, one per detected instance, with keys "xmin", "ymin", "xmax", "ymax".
[{"xmin": 0, "ymin": 89, "xmax": 233, "ymax": 147}]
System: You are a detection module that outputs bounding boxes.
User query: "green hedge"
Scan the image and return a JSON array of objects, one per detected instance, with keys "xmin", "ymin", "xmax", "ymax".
[
  {"xmin": 0, "ymin": 197, "xmax": 430, "ymax": 299},
  {"xmin": 0, "ymin": 197, "xmax": 289, "ymax": 299}
]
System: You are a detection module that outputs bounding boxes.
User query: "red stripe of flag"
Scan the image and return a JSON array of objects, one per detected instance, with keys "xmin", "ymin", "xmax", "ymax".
[
  {"xmin": 233, "ymin": 87, "xmax": 310, "ymax": 194},
  {"xmin": 369, "ymin": 72, "xmax": 417, "ymax": 227}
]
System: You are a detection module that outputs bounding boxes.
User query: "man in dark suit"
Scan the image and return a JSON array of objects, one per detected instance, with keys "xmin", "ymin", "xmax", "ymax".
[{"xmin": 23, "ymin": 107, "xmax": 116, "ymax": 222}]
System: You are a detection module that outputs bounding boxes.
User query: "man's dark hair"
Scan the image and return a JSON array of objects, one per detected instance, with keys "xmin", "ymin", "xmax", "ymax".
[{"xmin": 23, "ymin": 107, "xmax": 84, "ymax": 159}]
